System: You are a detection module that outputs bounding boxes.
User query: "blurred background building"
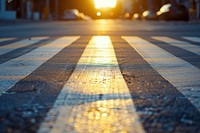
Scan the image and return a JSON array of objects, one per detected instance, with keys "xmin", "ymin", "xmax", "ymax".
[
  {"xmin": 0, "ymin": 0, "xmax": 200, "ymax": 20},
  {"xmin": 0, "ymin": 0, "xmax": 60, "ymax": 20}
]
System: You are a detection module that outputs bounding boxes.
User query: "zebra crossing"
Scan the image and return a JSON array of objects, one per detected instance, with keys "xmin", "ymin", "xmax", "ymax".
[
  {"xmin": 0, "ymin": 37, "xmax": 79, "ymax": 94},
  {"xmin": 183, "ymin": 37, "xmax": 200, "ymax": 43},
  {"xmin": 123, "ymin": 36, "xmax": 200, "ymax": 110},
  {"xmin": 152, "ymin": 36, "xmax": 200, "ymax": 56},
  {"xmin": 0, "ymin": 36, "xmax": 200, "ymax": 133},
  {"xmin": 0, "ymin": 38, "xmax": 15, "ymax": 43},
  {"xmin": 0, "ymin": 37, "xmax": 48, "ymax": 56}
]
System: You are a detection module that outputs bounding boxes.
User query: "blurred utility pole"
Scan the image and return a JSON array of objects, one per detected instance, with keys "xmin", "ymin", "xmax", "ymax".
[
  {"xmin": 45, "ymin": 0, "xmax": 50, "ymax": 20},
  {"xmin": 197, "ymin": 0, "xmax": 200, "ymax": 19},
  {"xmin": 55, "ymin": 0, "xmax": 58, "ymax": 19},
  {"xmin": 26, "ymin": 0, "xmax": 31, "ymax": 19},
  {"xmin": 0, "ymin": 0, "xmax": 5, "ymax": 12}
]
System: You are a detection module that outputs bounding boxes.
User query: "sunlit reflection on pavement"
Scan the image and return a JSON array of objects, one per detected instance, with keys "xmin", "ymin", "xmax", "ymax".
[{"xmin": 39, "ymin": 36, "xmax": 145, "ymax": 133}]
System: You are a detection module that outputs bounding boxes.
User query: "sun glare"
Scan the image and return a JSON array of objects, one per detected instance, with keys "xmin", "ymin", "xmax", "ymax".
[
  {"xmin": 94, "ymin": 0, "xmax": 117, "ymax": 9},
  {"xmin": 97, "ymin": 12, "xmax": 102, "ymax": 16}
]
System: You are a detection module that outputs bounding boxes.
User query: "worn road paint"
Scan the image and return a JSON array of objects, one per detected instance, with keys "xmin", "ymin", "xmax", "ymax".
[
  {"xmin": 123, "ymin": 36, "xmax": 200, "ymax": 111},
  {"xmin": 0, "ymin": 38, "xmax": 15, "ymax": 43},
  {"xmin": 39, "ymin": 36, "xmax": 145, "ymax": 133},
  {"xmin": 152, "ymin": 36, "xmax": 200, "ymax": 56},
  {"xmin": 0, "ymin": 36, "xmax": 79, "ymax": 94},
  {"xmin": 0, "ymin": 37, "xmax": 48, "ymax": 56},
  {"xmin": 183, "ymin": 37, "xmax": 200, "ymax": 43}
]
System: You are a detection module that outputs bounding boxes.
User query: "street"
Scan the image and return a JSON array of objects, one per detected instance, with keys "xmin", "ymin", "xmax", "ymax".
[{"xmin": 0, "ymin": 20, "xmax": 200, "ymax": 133}]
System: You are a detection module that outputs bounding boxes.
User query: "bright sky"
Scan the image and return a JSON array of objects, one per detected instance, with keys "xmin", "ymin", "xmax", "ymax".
[{"xmin": 94, "ymin": 0, "xmax": 117, "ymax": 9}]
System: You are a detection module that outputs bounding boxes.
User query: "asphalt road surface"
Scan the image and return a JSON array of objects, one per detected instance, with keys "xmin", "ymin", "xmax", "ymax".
[{"xmin": 0, "ymin": 20, "xmax": 200, "ymax": 133}]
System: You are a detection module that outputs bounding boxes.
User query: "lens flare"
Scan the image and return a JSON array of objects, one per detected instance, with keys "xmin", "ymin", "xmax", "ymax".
[
  {"xmin": 94, "ymin": 0, "xmax": 117, "ymax": 9},
  {"xmin": 97, "ymin": 12, "xmax": 102, "ymax": 16}
]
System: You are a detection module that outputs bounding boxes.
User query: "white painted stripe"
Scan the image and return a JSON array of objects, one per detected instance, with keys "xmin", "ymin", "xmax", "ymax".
[
  {"xmin": 0, "ymin": 38, "xmax": 15, "ymax": 43},
  {"xmin": 123, "ymin": 36, "xmax": 200, "ymax": 110},
  {"xmin": 0, "ymin": 36, "xmax": 79, "ymax": 95},
  {"xmin": 39, "ymin": 36, "xmax": 145, "ymax": 133},
  {"xmin": 183, "ymin": 37, "xmax": 200, "ymax": 43},
  {"xmin": 152, "ymin": 36, "xmax": 200, "ymax": 56},
  {"xmin": 0, "ymin": 37, "xmax": 48, "ymax": 56}
]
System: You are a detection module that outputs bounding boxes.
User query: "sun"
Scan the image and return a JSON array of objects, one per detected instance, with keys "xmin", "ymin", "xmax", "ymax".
[{"xmin": 94, "ymin": 0, "xmax": 117, "ymax": 9}]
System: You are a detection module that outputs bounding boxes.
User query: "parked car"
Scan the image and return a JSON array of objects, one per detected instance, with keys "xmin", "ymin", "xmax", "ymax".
[
  {"xmin": 142, "ymin": 10, "xmax": 157, "ymax": 20},
  {"xmin": 62, "ymin": 9, "xmax": 81, "ymax": 20},
  {"xmin": 79, "ymin": 13, "xmax": 92, "ymax": 21},
  {"xmin": 156, "ymin": 3, "xmax": 189, "ymax": 21}
]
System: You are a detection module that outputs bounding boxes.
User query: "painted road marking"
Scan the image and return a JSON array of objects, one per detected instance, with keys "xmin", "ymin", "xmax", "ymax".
[
  {"xmin": 123, "ymin": 36, "xmax": 200, "ymax": 111},
  {"xmin": 0, "ymin": 37, "xmax": 48, "ymax": 56},
  {"xmin": 152, "ymin": 36, "xmax": 200, "ymax": 56},
  {"xmin": 0, "ymin": 38, "xmax": 15, "ymax": 43},
  {"xmin": 183, "ymin": 37, "xmax": 200, "ymax": 43},
  {"xmin": 0, "ymin": 36, "xmax": 79, "ymax": 95},
  {"xmin": 39, "ymin": 36, "xmax": 145, "ymax": 133}
]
